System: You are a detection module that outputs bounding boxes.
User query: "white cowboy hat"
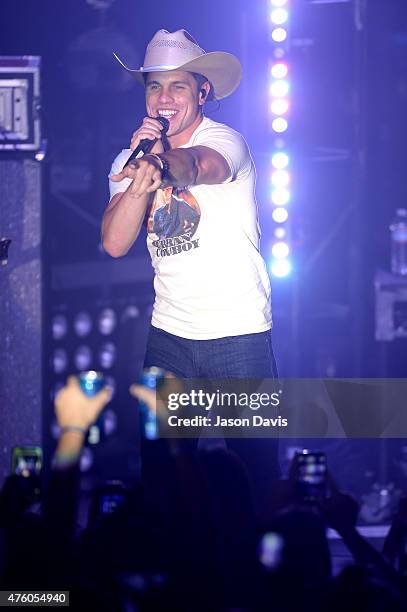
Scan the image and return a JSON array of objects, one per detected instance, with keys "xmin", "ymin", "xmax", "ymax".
[{"xmin": 113, "ymin": 29, "xmax": 242, "ymax": 100}]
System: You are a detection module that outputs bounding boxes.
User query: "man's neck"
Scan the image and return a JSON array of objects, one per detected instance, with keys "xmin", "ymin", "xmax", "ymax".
[{"xmin": 168, "ymin": 114, "xmax": 204, "ymax": 149}]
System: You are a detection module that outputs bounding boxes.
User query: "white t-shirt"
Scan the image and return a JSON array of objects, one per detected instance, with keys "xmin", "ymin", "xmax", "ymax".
[{"xmin": 108, "ymin": 116, "xmax": 271, "ymax": 340}]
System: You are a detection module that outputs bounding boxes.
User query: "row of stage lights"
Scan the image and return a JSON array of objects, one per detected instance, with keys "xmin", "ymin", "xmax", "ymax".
[
  {"xmin": 269, "ymin": 0, "xmax": 291, "ymax": 278},
  {"xmin": 49, "ymin": 304, "xmax": 143, "ymax": 398},
  {"xmin": 48, "ymin": 302, "xmax": 149, "ymax": 454},
  {"xmin": 50, "ymin": 309, "xmax": 121, "ymax": 401}
]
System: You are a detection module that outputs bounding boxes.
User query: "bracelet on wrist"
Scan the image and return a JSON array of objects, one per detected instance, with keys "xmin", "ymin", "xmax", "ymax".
[
  {"xmin": 60, "ymin": 425, "xmax": 87, "ymax": 435},
  {"xmin": 144, "ymin": 153, "xmax": 171, "ymax": 186}
]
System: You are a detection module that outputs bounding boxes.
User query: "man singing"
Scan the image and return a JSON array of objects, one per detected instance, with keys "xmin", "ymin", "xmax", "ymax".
[{"xmin": 102, "ymin": 29, "xmax": 279, "ymax": 495}]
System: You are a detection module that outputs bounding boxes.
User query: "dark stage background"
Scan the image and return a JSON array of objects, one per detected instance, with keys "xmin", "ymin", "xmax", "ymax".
[{"xmin": 1, "ymin": 0, "xmax": 407, "ymax": 507}]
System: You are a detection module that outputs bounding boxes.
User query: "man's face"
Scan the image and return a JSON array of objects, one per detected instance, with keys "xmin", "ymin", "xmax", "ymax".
[{"xmin": 145, "ymin": 70, "xmax": 203, "ymax": 147}]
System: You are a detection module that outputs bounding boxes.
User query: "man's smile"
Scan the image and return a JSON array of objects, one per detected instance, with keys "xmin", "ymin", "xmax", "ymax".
[{"xmin": 157, "ymin": 109, "xmax": 179, "ymax": 119}]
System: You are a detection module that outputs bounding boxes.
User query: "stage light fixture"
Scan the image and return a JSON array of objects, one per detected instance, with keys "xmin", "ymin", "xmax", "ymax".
[
  {"xmin": 103, "ymin": 409, "xmax": 117, "ymax": 436},
  {"xmin": 80, "ymin": 447, "xmax": 93, "ymax": 472},
  {"xmin": 105, "ymin": 375, "xmax": 116, "ymax": 399},
  {"xmin": 274, "ymin": 227, "xmax": 286, "ymax": 239},
  {"xmin": 271, "ymin": 188, "xmax": 290, "ymax": 206},
  {"xmin": 73, "ymin": 311, "xmax": 92, "ymax": 337},
  {"xmin": 272, "ymin": 241, "xmax": 290, "ymax": 259},
  {"xmin": 272, "ymin": 118, "xmax": 288, "ymax": 133},
  {"xmin": 52, "ymin": 314, "xmax": 68, "ymax": 340},
  {"xmin": 272, "ymin": 152, "xmax": 289, "ymax": 169},
  {"xmin": 52, "ymin": 349, "xmax": 68, "ymax": 374},
  {"xmin": 271, "ymin": 8, "xmax": 288, "ymax": 25},
  {"xmin": 74, "ymin": 345, "xmax": 92, "ymax": 371},
  {"xmin": 272, "ymin": 207, "xmax": 289, "ymax": 223},
  {"xmin": 270, "ymin": 80, "xmax": 289, "ymax": 97},
  {"xmin": 269, "ymin": 0, "xmax": 292, "ymax": 279},
  {"xmin": 271, "ymin": 63, "xmax": 288, "ymax": 79},
  {"xmin": 271, "ymin": 28, "xmax": 287, "ymax": 43},
  {"xmin": 98, "ymin": 307, "xmax": 117, "ymax": 335},
  {"xmin": 271, "ymin": 170, "xmax": 290, "ymax": 188},
  {"xmin": 98, "ymin": 342, "xmax": 116, "ymax": 369},
  {"xmin": 122, "ymin": 304, "xmax": 141, "ymax": 320},
  {"xmin": 273, "ymin": 48, "xmax": 285, "ymax": 60},
  {"xmin": 50, "ymin": 419, "xmax": 61, "ymax": 440},
  {"xmin": 271, "ymin": 258, "xmax": 292, "ymax": 278},
  {"xmin": 271, "ymin": 99, "xmax": 289, "ymax": 115}
]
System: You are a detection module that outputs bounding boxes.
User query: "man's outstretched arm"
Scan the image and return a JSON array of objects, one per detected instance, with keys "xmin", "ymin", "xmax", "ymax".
[
  {"xmin": 110, "ymin": 145, "xmax": 231, "ymax": 196},
  {"xmin": 157, "ymin": 145, "xmax": 231, "ymax": 188}
]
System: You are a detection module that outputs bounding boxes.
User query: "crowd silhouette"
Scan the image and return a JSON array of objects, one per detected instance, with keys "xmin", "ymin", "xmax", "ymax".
[{"xmin": 0, "ymin": 376, "xmax": 406, "ymax": 611}]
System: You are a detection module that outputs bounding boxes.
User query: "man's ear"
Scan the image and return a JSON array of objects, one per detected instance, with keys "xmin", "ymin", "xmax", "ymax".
[{"xmin": 199, "ymin": 82, "xmax": 211, "ymax": 105}]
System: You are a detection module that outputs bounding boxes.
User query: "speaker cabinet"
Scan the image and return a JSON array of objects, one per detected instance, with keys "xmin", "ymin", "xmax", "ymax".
[{"xmin": 0, "ymin": 159, "xmax": 42, "ymax": 485}]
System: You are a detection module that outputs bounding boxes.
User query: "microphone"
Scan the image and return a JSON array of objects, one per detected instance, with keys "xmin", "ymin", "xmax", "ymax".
[{"xmin": 123, "ymin": 116, "xmax": 170, "ymax": 169}]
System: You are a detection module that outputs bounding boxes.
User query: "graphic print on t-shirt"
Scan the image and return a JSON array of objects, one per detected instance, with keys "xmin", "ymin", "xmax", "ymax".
[{"xmin": 147, "ymin": 186, "xmax": 201, "ymax": 257}]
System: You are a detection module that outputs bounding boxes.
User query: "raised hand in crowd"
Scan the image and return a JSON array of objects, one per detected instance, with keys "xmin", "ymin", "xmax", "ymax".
[{"xmin": 54, "ymin": 376, "xmax": 111, "ymax": 469}]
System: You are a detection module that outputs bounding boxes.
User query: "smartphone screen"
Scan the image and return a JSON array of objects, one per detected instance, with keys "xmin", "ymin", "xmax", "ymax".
[
  {"xmin": 93, "ymin": 481, "xmax": 127, "ymax": 517},
  {"xmin": 259, "ymin": 532, "xmax": 284, "ymax": 569},
  {"xmin": 100, "ymin": 493, "xmax": 126, "ymax": 515},
  {"xmin": 296, "ymin": 450, "xmax": 326, "ymax": 503},
  {"xmin": 11, "ymin": 446, "xmax": 42, "ymax": 478}
]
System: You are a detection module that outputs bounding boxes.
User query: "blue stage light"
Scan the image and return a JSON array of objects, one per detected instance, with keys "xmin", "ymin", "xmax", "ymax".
[
  {"xmin": 271, "ymin": 27, "xmax": 287, "ymax": 43},
  {"xmin": 271, "ymin": 98, "xmax": 289, "ymax": 115},
  {"xmin": 271, "ymin": 8, "xmax": 288, "ymax": 25},
  {"xmin": 272, "ymin": 241, "xmax": 290, "ymax": 259},
  {"xmin": 271, "ymin": 258, "xmax": 292, "ymax": 277},
  {"xmin": 271, "ymin": 188, "xmax": 290, "ymax": 206},
  {"xmin": 272, "ymin": 152, "xmax": 289, "ymax": 169},
  {"xmin": 272, "ymin": 207, "xmax": 289, "ymax": 223},
  {"xmin": 271, "ymin": 169, "xmax": 290, "ymax": 188},
  {"xmin": 271, "ymin": 63, "xmax": 288, "ymax": 79},
  {"xmin": 270, "ymin": 80, "xmax": 289, "ymax": 97}
]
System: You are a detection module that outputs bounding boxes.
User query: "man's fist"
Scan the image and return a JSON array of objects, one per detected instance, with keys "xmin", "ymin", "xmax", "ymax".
[
  {"xmin": 110, "ymin": 156, "xmax": 163, "ymax": 198},
  {"xmin": 129, "ymin": 116, "xmax": 165, "ymax": 154}
]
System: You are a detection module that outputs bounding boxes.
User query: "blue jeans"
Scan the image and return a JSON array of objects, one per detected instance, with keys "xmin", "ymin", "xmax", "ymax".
[
  {"xmin": 143, "ymin": 325, "xmax": 280, "ymax": 505},
  {"xmin": 144, "ymin": 326, "xmax": 278, "ymax": 379}
]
